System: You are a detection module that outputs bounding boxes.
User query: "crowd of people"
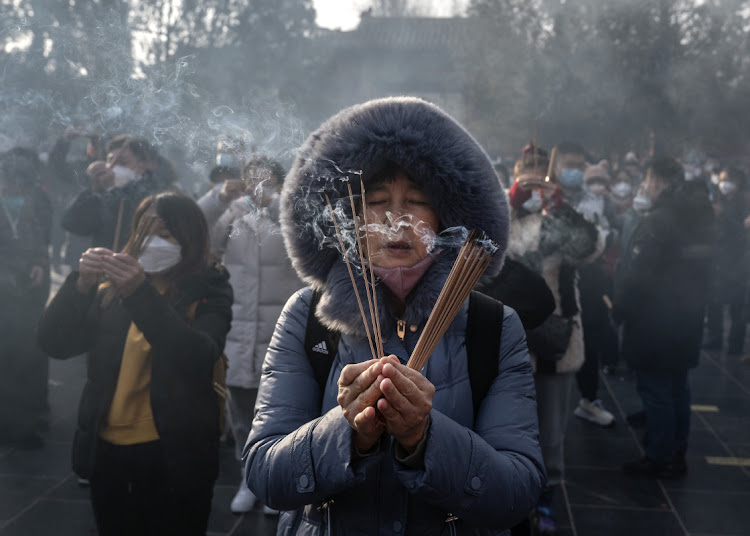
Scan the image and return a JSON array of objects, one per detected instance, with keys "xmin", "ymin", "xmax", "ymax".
[{"xmin": 0, "ymin": 96, "xmax": 748, "ymax": 535}]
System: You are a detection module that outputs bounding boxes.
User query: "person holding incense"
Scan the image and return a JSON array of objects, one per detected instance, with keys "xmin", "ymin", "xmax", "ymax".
[
  {"xmin": 243, "ymin": 97, "xmax": 545, "ymax": 535},
  {"xmin": 38, "ymin": 192, "xmax": 233, "ymax": 535},
  {"xmin": 62, "ymin": 135, "xmax": 172, "ymax": 250}
]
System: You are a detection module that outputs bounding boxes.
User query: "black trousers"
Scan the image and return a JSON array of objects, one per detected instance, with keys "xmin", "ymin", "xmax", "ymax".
[
  {"xmin": 90, "ymin": 439, "xmax": 214, "ymax": 536},
  {"xmin": 576, "ymin": 266, "xmax": 618, "ymax": 400}
]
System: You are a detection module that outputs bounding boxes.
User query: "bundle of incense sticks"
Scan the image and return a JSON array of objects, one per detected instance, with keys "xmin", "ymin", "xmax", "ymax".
[
  {"xmin": 99, "ymin": 214, "xmax": 161, "ymax": 308},
  {"xmin": 406, "ymin": 230, "xmax": 498, "ymax": 372},
  {"xmin": 324, "ymin": 179, "xmax": 384, "ymax": 360}
]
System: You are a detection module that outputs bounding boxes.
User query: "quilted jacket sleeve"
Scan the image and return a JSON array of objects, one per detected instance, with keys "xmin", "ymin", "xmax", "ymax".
[{"xmin": 243, "ymin": 288, "xmax": 386, "ymax": 510}]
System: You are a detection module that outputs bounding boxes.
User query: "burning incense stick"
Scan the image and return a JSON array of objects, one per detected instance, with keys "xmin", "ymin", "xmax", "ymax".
[
  {"xmin": 407, "ymin": 230, "xmax": 498, "ymax": 372},
  {"xmin": 545, "ymin": 147, "xmax": 557, "ymax": 183},
  {"xmin": 325, "ymin": 193, "xmax": 378, "ymax": 360},
  {"xmin": 129, "ymin": 216, "xmax": 160, "ymax": 258},
  {"xmin": 112, "ymin": 200, "xmax": 125, "ymax": 251},
  {"xmin": 361, "ymin": 179, "xmax": 384, "ymax": 358},
  {"xmin": 346, "ymin": 182, "xmax": 383, "ymax": 358}
]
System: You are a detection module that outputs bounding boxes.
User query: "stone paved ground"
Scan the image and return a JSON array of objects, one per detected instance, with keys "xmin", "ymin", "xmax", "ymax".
[{"xmin": 1, "ymin": 272, "xmax": 749, "ymax": 535}]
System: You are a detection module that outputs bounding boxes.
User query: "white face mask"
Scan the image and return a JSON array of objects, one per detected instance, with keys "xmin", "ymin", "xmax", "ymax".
[
  {"xmin": 216, "ymin": 153, "xmax": 241, "ymax": 168},
  {"xmin": 719, "ymin": 181, "xmax": 738, "ymax": 196},
  {"xmin": 138, "ymin": 236, "xmax": 182, "ymax": 274},
  {"xmin": 521, "ymin": 190, "xmax": 543, "ymax": 212},
  {"xmin": 632, "ymin": 193, "xmax": 652, "ymax": 213},
  {"xmin": 711, "ymin": 173, "xmax": 720, "ymax": 185},
  {"xmin": 112, "ymin": 165, "xmax": 137, "ymax": 187},
  {"xmin": 611, "ymin": 182, "xmax": 633, "ymax": 199}
]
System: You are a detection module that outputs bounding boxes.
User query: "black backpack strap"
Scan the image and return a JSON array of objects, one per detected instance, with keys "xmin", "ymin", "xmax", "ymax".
[
  {"xmin": 466, "ymin": 291, "xmax": 504, "ymax": 417},
  {"xmin": 304, "ymin": 289, "xmax": 341, "ymax": 396}
]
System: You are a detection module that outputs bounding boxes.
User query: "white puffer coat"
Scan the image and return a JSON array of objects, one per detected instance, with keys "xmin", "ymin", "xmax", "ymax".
[{"xmin": 198, "ymin": 187, "xmax": 302, "ymax": 388}]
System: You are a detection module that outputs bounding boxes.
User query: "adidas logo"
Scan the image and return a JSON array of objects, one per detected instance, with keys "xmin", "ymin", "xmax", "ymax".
[{"xmin": 312, "ymin": 341, "xmax": 329, "ymax": 354}]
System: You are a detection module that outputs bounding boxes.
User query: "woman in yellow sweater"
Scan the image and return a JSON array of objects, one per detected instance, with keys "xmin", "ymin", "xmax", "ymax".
[{"xmin": 39, "ymin": 192, "xmax": 233, "ymax": 536}]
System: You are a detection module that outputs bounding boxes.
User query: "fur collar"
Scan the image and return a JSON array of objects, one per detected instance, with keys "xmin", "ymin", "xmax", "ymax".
[{"xmin": 280, "ymin": 97, "xmax": 509, "ymax": 336}]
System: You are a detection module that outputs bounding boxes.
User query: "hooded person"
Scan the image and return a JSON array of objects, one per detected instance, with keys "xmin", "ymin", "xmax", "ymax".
[
  {"xmin": 242, "ymin": 97, "xmax": 545, "ymax": 535},
  {"xmin": 703, "ymin": 167, "xmax": 748, "ymax": 355}
]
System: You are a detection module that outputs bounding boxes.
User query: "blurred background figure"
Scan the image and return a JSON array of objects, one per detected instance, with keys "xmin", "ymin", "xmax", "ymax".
[
  {"xmin": 622, "ymin": 152, "xmax": 644, "ymax": 185},
  {"xmin": 614, "ymin": 158, "xmax": 714, "ymax": 478},
  {"xmin": 199, "ymin": 136, "xmax": 247, "ymax": 198},
  {"xmin": 506, "ymin": 143, "xmax": 598, "ymax": 534},
  {"xmin": 46, "ymin": 126, "xmax": 104, "ymax": 271},
  {"xmin": 38, "ymin": 192, "xmax": 233, "ymax": 536},
  {"xmin": 215, "ymin": 137, "xmax": 246, "ymax": 171},
  {"xmin": 61, "ymin": 135, "xmax": 175, "ymax": 250},
  {"xmin": 573, "ymin": 159, "xmax": 617, "ymax": 427},
  {"xmin": 704, "ymin": 167, "xmax": 748, "ymax": 355},
  {"xmin": 610, "ymin": 169, "xmax": 637, "ymax": 215},
  {"xmin": 198, "ymin": 154, "xmax": 302, "ymax": 516},
  {"xmin": 0, "ymin": 147, "xmax": 52, "ymax": 449},
  {"xmin": 554, "ymin": 141, "xmax": 588, "ymax": 206},
  {"xmin": 608, "ymin": 168, "xmax": 640, "ymax": 375}
]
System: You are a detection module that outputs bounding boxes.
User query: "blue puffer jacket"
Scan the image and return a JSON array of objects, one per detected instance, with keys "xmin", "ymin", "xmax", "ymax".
[
  {"xmin": 245, "ymin": 288, "xmax": 544, "ymax": 535},
  {"xmin": 244, "ymin": 97, "xmax": 545, "ymax": 535}
]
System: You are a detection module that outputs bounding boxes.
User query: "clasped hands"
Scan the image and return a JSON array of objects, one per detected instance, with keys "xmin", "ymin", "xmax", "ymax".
[
  {"xmin": 337, "ymin": 356, "xmax": 435, "ymax": 455},
  {"xmin": 76, "ymin": 247, "xmax": 145, "ymax": 297}
]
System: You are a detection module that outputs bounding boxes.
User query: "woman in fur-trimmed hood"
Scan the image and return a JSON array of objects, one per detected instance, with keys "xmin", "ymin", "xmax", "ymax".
[{"xmin": 244, "ymin": 97, "xmax": 545, "ymax": 535}]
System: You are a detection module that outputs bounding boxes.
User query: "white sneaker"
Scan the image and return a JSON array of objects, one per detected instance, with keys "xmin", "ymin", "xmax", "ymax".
[
  {"xmin": 263, "ymin": 505, "xmax": 279, "ymax": 515},
  {"xmin": 574, "ymin": 398, "xmax": 615, "ymax": 427},
  {"xmin": 230, "ymin": 481, "xmax": 256, "ymax": 514}
]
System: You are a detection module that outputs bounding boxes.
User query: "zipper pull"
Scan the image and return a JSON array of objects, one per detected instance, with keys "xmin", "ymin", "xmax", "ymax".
[{"xmin": 397, "ymin": 319, "xmax": 406, "ymax": 341}]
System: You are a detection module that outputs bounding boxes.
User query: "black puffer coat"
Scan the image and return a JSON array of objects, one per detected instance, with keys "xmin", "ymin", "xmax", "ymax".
[
  {"xmin": 614, "ymin": 185, "xmax": 714, "ymax": 371},
  {"xmin": 61, "ymin": 171, "xmax": 168, "ymax": 248},
  {"xmin": 38, "ymin": 266, "xmax": 233, "ymax": 490}
]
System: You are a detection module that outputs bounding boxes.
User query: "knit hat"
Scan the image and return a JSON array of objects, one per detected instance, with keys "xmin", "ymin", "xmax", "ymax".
[{"xmin": 583, "ymin": 160, "xmax": 611, "ymax": 184}]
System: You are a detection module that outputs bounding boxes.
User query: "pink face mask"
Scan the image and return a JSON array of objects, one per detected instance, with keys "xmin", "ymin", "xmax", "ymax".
[{"xmin": 371, "ymin": 252, "xmax": 439, "ymax": 301}]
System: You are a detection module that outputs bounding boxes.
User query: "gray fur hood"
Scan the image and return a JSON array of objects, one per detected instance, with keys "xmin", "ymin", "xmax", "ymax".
[{"xmin": 280, "ymin": 97, "xmax": 509, "ymax": 337}]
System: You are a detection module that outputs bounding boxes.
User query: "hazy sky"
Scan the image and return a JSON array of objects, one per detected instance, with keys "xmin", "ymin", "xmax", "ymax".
[
  {"xmin": 312, "ymin": 1, "xmax": 469, "ymax": 31},
  {"xmin": 312, "ymin": 0, "xmax": 366, "ymax": 30}
]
